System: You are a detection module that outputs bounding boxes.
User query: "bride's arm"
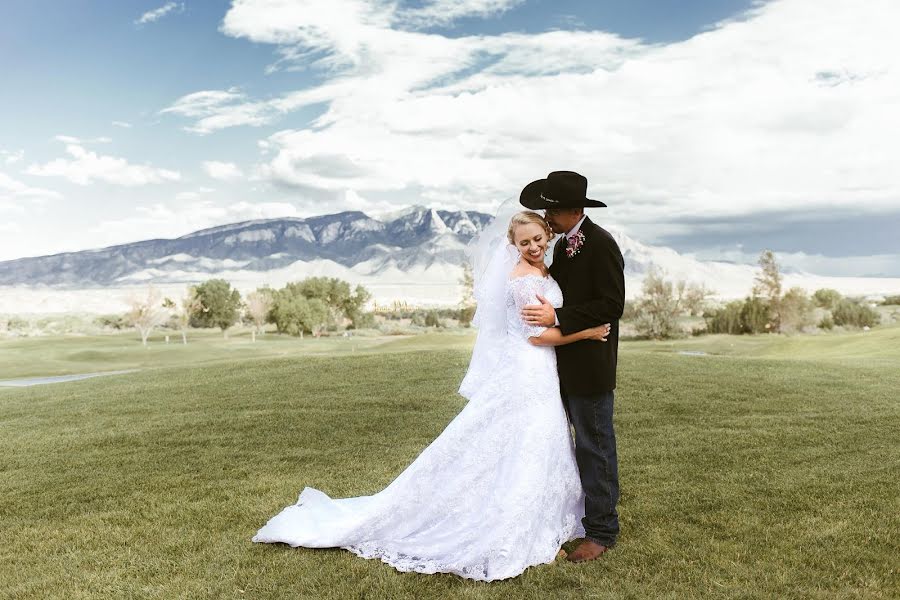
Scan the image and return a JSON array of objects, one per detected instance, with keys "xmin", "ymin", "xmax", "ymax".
[
  {"xmin": 509, "ymin": 277, "xmax": 610, "ymax": 347},
  {"xmin": 529, "ymin": 324, "xmax": 610, "ymax": 347}
]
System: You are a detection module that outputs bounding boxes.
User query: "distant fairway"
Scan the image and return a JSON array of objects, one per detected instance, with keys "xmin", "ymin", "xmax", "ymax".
[
  {"xmin": 627, "ymin": 322, "xmax": 900, "ymax": 365},
  {"xmin": 0, "ymin": 329, "xmax": 476, "ymax": 381},
  {"xmin": 1, "ymin": 329, "xmax": 897, "ymax": 598}
]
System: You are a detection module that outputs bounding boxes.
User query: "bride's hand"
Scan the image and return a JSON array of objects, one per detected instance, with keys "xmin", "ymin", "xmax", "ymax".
[{"xmin": 584, "ymin": 323, "xmax": 612, "ymax": 342}]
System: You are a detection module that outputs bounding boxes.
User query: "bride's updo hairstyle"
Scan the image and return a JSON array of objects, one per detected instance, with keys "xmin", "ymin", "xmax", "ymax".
[{"xmin": 507, "ymin": 211, "xmax": 555, "ymax": 245}]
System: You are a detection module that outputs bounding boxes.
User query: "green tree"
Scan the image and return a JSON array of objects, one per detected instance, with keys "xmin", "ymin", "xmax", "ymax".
[
  {"xmin": 832, "ymin": 299, "xmax": 880, "ymax": 328},
  {"xmin": 280, "ymin": 277, "xmax": 372, "ymax": 329},
  {"xmin": 346, "ymin": 284, "xmax": 373, "ymax": 329},
  {"xmin": 94, "ymin": 314, "xmax": 128, "ymax": 330},
  {"xmin": 753, "ymin": 249, "xmax": 783, "ymax": 332},
  {"xmin": 780, "ymin": 287, "xmax": 815, "ymax": 333},
  {"xmin": 424, "ymin": 310, "xmax": 444, "ymax": 328},
  {"xmin": 270, "ymin": 288, "xmax": 330, "ymax": 337},
  {"xmin": 704, "ymin": 300, "xmax": 744, "ymax": 335},
  {"xmin": 812, "ymin": 288, "xmax": 842, "ymax": 310},
  {"xmin": 740, "ymin": 296, "xmax": 770, "ymax": 334},
  {"xmin": 458, "ymin": 306, "xmax": 476, "ymax": 328},
  {"xmin": 818, "ymin": 314, "xmax": 835, "ymax": 330},
  {"xmin": 633, "ymin": 268, "xmax": 683, "ymax": 339},
  {"xmin": 192, "ymin": 279, "xmax": 242, "ymax": 338},
  {"xmin": 458, "ymin": 263, "xmax": 476, "ymax": 327}
]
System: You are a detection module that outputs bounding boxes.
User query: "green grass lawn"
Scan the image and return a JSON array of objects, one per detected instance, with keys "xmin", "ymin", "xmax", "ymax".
[
  {"xmin": 628, "ymin": 322, "xmax": 900, "ymax": 364},
  {"xmin": 1, "ymin": 330, "xmax": 898, "ymax": 598},
  {"xmin": 0, "ymin": 329, "xmax": 479, "ymax": 381}
]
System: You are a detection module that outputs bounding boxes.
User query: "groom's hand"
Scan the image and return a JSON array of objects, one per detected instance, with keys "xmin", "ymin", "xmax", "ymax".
[{"xmin": 522, "ymin": 294, "xmax": 557, "ymax": 327}]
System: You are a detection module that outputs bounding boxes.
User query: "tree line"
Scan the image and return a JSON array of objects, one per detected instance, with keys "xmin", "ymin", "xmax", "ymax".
[
  {"xmin": 122, "ymin": 277, "xmax": 373, "ymax": 346},
  {"xmin": 629, "ymin": 250, "xmax": 885, "ymax": 339}
]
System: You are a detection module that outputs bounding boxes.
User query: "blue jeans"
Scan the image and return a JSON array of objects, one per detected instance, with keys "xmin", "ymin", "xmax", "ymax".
[{"xmin": 563, "ymin": 389, "xmax": 620, "ymax": 546}]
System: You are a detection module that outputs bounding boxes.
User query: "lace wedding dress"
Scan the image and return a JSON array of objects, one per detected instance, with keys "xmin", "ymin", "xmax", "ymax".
[{"xmin": 252, "ymin": 273, "xmax": 585, "ymax": 581}]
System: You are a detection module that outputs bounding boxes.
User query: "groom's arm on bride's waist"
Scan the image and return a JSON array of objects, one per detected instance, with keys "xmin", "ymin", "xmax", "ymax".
[{"xmin": 555, "ymin": 238, "xmax": 625, "ymax": 336}]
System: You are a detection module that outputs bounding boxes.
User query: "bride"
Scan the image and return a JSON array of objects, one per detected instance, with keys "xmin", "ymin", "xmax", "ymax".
[{"xmin": 252, "ymin": 208, "xmax": 611, "ymax": 581}]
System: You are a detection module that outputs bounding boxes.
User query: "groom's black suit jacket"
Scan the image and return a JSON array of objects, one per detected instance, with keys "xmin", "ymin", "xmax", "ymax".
[{"xmin": 550, "ymin": 216, "xmax": 625, "ymax": 395}]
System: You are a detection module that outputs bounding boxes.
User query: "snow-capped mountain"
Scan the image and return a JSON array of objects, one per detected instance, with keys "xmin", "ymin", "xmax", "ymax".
[
  {"xmin": 611, "ymin": 228, "xmax": 900, "ymax": 300},
  {"xmin": 0, "ymin": 207, "xmax": 492, "ymax": 287},
  {"xmin": 1, "ymin": 207, "xmax": 898, "ymax": 314}
]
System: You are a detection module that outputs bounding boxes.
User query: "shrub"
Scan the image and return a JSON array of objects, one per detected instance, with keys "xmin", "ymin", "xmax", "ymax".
[
  {"xmin": 740, "ymin": 296, "xmax": 771, "ymax": 334},
  {"xmin": 818, "ymin": 315, "xmax": 835, "ymax": 330},
  {"xmin": 780, "ymin": 287, "xmax": 815, "ymax": 333},
  {"xmin": 704, "ymin": 297, "xmax": 772, "ymax": 335},
  {"xmin": 813, "ymin": 288, "xmax": 843, "ymax": 310},
  {"xmin": 633, "ymin": 268, "xmax": 684, "ymax": 339},
  {"xmin": 621, "ymin": 301, "xmax": 640, "ymax": 321},
  {"xmin": 458, "ymin": 305, "xmax": 476, "ymax": 327},
  {"xmin": 424, "ymin": 310, "xmax": 444, "ymax": 328},
  {"xmin": 832, "ymin": 299, "xmax": 880, "ymax": 328},
  {"xmin": 704, "ymin": 301, "xmax": 744, "ymax": 335},
  {"xmin": 94, "ymin": 314, "xmax": 128, "ymax": 330},
  {"xmin": 349, "ymin": 311, "xmax": 376, "ymax": 329},
  {"xmin": 881, "ymin": 295, "xmax": 900, "ymax": 306}
]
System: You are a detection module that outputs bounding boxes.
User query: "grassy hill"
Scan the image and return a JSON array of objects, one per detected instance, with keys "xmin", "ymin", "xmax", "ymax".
[{"xmin": 1, "ymin": 330, "xmax": 898, "ymax": 598}]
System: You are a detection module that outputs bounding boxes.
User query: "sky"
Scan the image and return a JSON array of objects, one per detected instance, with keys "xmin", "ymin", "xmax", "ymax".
[{"xmin": 1, "ymin": 0, "xmax": 898, "ymax": 276}]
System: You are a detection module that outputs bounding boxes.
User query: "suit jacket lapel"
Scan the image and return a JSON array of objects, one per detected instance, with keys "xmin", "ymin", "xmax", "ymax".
[
  {"xmin": 553, "ymin": 235, "xmax": 567, "ymax": 261},
  {"xmin": 550, "ymin": 235, "xmax": 568, "ymax": 285}
]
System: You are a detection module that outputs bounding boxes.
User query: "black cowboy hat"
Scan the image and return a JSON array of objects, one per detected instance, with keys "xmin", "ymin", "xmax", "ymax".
[{"xmin": 519, "ymin": 170, "xmax": 606, "ymax": 210}]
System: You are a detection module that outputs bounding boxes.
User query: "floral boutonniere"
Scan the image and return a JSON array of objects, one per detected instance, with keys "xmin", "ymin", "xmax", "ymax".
[{"xmin": 565, "ymin": 230, "xmax": 585, "ymax": 258}]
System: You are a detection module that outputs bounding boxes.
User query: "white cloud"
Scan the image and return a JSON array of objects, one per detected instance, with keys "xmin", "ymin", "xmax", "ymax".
[
  {"xmin": 341, "ymin": 188, "xmax": 411, "ymax": 216},
  {"xmin": 54, "ymin": 134, "xmax": 112, "ymax": 144},
  {"xmin": 135, "ymin": 2, "xmax": 184, "ymax": 25},
  {"xmin": 112, "ymin": 121, "xmax": 133, "ymax": 128},
  {"xmin": 187, "ymin": 0, "xmax": 900, "ymax": 224},
  {"xmin": 398, "ymin": 0, "xmax": 525, "ymax": 28},
  {"xmin": 27, "ymin": 141, "xmax": 180, "ymax": 186},
  {"xmin": 202, "ymin": 161, "xmax": 244, "ymax": 182},
  {"xmin": 87, "ymin": 200, "xmax": 303, "ymax": 248},
  {"xmin": 1, "ymin": 149, "xmax": 24, "ymax": 165},
  {"xmin": 161, "ymin": 89, "xmax": 247, "ymax": 117},
  {"xmin": 175, "ymin": 186, "xmax": 216, "ymax": 201},
  {"xmin": 0, "ymin": 172, "xmax": 63, "ymax": 210},
  {"xmin": 160, "ymin": 87, "xmax": 276, "ymax": 134},
  {"xmin": 690, "ymin": 248, "xmax": 900, "ymax": 279}
]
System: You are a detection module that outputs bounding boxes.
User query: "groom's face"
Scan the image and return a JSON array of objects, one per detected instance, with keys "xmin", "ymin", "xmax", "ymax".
[{"xmin": 543, "ymin": 208, "xmax": 583, "ymax": 234}]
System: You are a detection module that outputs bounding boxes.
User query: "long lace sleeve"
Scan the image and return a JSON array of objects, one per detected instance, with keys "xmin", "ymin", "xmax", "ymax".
[{"xmin": 508, "ymin": 276, "xmax": 549, "ymax": 340}]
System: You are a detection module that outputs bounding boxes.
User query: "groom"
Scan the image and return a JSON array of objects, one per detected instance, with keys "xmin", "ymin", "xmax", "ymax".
[{"xmin": 519, "ymin": 171, "xmax": 626, "ymax": 563}]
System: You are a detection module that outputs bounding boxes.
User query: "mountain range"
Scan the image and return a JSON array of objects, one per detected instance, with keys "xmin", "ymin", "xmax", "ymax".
[
  {"xmin": 0, "ymin": 208, "xmax": 491, "ymax": 287},
  {"xmin": 1, "ymin": 206, "xmax": 898, "ymax": 314}
]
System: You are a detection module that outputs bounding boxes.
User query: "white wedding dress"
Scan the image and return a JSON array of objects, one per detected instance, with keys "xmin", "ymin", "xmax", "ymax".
[{"xmin": 252, "ymin": 273, "xmax": 585, "ymax": 581}]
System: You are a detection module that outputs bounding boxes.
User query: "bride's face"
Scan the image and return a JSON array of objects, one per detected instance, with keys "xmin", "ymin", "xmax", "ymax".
[{"xmin": 513, "ymin": 222, "xmax": 549, "ymax": 265}]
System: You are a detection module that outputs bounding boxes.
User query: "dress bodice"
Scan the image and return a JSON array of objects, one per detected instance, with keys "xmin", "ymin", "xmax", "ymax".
[{"xmin": 505, "ymin": 274, "xmax": 564, "ymax": 342}]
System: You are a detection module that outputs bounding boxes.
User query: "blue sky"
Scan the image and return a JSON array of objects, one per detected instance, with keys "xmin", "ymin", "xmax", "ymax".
[{"xmin": 1, "ymin": 0, "xmax": 898, "ymax": 276}]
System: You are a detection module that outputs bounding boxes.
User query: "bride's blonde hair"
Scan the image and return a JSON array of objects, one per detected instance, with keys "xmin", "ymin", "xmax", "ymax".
[{"xmin": 507, "ymin": 211, "xmax": 555, "ymax": 245}]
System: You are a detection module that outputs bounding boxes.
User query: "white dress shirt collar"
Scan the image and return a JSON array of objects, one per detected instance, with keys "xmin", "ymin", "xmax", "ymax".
[{"xmin": 565, "ymin": 214, "xmax": 588, "ymax": 240}]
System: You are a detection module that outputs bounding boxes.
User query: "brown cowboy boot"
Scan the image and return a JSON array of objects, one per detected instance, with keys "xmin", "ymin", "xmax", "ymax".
[{"xmin": 566, "ymin": 539, "xmax": 609, "ymax": 563}]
